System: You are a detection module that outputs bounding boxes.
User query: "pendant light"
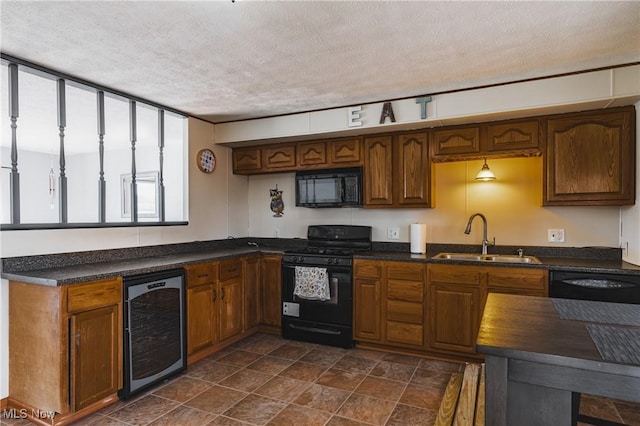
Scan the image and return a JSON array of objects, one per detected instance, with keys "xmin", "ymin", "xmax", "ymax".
[{"xmin": 475, "ymin": 158, "xmax": 496, "ymax": 181}]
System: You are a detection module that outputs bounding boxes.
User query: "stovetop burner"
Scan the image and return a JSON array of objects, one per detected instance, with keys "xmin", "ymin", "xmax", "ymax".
[{"xmin": 283, "ymin": 225, "xmax": 373, "ymax": 267}]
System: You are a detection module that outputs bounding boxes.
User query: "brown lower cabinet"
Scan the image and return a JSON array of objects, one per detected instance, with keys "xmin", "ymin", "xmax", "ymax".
[
  {"xmin": 427, "ymin": 264, "xmax": 548, "ymax": 357},
  {"xmin": 244, "ymin": 255, "xmax": 262, "ymax": 330},
  {"xmin": 353, "ymin": 260, "xmax": 427, "ymax": 351},
  {"xmin": 185, "ymin": 259, "xmax": 244, "ymax": 363},
  {"xmin": 9, "ymin": 277, "xmax": 123, "ymax": 419},
  {"xmin": 186, "ymin": 254, "xmax": 282, "ymax": 363},
  {"xmin": 353, "ymin": 260, "xmax": 548, "ymax": 359},
  {"xmin": 261, "ymin": 254, "xmax": 282, "ymax": 329}
]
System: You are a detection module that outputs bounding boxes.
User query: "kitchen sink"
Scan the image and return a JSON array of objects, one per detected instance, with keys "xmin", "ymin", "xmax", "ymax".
[{"xmin": 432, "ymin": 253, "xmax": 541, "ymax": 264}]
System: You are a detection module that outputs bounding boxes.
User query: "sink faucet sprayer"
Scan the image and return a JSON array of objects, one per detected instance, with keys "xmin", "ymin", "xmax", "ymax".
[{"xmin": 464, "ymin": 213, "xmax": 495, "ymax": 255}]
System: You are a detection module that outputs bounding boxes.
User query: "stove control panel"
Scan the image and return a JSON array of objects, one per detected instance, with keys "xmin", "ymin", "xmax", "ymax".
[{"xmin": 283, "ymin": 254, "xmax": 353, "ymax": 267}]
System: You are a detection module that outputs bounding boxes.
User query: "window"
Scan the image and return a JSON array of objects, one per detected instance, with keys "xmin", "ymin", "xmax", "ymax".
[
  {"xmin": 121, "ymin": 172, "xmax": 159, "ymax": 219},
  {"xmin": 0, "ymin": 57, "xmax": 188, "ymax": 229}
]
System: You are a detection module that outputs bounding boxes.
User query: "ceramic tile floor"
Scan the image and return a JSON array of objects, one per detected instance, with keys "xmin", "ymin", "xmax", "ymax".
[{"xmin": 2, "ymin": 332, "xmax": 639, "ymax": 426}]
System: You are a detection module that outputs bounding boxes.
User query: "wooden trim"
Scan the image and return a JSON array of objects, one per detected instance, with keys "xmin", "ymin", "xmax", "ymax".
[
  {"xmin": 6, "ymin": 393, "xmax": 118, "ymax": 426},
  {"xmin": 187, "ymin": 328, "xmax": 258, "ymax": 366},
  {"xmin": 1, "ymin": 397, "xmax": 7, "ymax": 409},
  {"xmin": 355, "ymin": 341, "xmax": 480, "ymax": 363}
]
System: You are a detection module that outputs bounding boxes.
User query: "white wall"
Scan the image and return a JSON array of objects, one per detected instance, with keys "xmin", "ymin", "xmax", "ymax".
[
  {"xmin": 621, "ymin": 101, "xmax": 640, "ymax": 266},
  {"xmin": 248, "ymin": 157, "xmax": 621, "ymax": 248},
  {"xmin": 0, "ymin": 117, "xmax": 249, "ymax": 400}
]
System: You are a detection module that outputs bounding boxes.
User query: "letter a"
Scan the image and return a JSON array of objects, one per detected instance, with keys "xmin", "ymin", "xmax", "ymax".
[{"xmin": 379, "ymin": 102, "xmax": 396, "ymax": 124}]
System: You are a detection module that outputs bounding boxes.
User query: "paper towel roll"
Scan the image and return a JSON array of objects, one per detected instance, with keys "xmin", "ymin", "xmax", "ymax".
[{"xmin": 410, "ymin": 223, "xmax": 427, "ymax": 254}]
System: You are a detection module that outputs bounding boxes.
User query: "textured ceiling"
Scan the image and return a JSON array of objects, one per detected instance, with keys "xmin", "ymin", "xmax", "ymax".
[{"xmin": 1, "ymin": 1, "xmax": 639, "ymax": 124}]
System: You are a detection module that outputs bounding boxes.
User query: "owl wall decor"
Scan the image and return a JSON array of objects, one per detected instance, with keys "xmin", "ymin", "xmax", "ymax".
[{"xmin": 270, "ymin": 186, "xmax": 284, "ymax": 217}]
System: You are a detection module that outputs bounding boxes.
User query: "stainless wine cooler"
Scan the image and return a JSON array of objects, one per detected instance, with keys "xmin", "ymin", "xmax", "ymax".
[{"xmin": 121, "ymin": 268, "xmax": 186, "ymax": 398}]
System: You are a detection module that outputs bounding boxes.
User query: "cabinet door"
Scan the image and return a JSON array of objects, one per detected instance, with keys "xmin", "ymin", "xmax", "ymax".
[
  {"xmin": 428, "ymin": 282, "xmax": 481, "ymax": 355},
  {"xmin": 395, "ymin": 132, "xmax": 431, "ymax": 207},
  {"xmin": 187, "ymin": 284, "xmax": 217, "ymax": 355},
  {"xmin": 261, "ymin": 255, "xmax": 282, "ymax": 327},
  {"xmin": 364, "ymin": 135, "xmax": 393, "ymax": 206},
  {"xmin": 487, "ymin": 120, "xmax": 540, "ymax": 153},
  {"xmin": 263, "ymin": 145, "xmax": 296, "ymax": 171},
  {"xmin": 353, "ymin": 260, "xmax": 383, "ymax": 342},
  {"xmin": 545, "ymin": 107, "xmax": 635, "ymax": 206},
  {"xmin": 328, "ymin": 137, "xmax": 362, "ymax": 165},
  {"xmin": 219, "ymin": 279, "xmax": 243, "ymax": 341},
  {"xmin": 353, "ymin": 277, "xmax": 382, "ymax": 342},
  {"xmin": 70, "ymin": 305, "xmax": 120, "ymax": 411},
  {"xmin": 244, "ymin": 256, "xmax": 261, "ymax": 330},
  {"xmin": 297, "ymin": 141, "xmax": 327, "ymax": 168},
  {"xmin": 233, "ymin": 147, "xmax": 262, "ymax": 174},
  {"xmin": 432, "ymin": 126, "xmax": 481, "ymax": 157}
]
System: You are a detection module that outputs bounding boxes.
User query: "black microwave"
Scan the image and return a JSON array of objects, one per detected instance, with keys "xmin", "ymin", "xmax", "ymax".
[{"xmin": 295, "ymin": 167, "xmax": 362, "ymax": 208}]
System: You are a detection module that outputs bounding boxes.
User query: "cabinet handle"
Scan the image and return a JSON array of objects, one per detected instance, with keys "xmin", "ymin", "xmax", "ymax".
[
  {"xmin": 197, "ymin": 274, "xmax": 208, "ymax": 279},
  {"xmin": 75, "ymin": 332, "xmax": 81, "ymax": 347},
  {"xmin": 228, "ymin": 268, "xmax": 237, "ymax": 273},
  {"xmin": 221, "ymin": 288, "xmax": 226, "ymax": 300},
  {"xmin": 213, "ymin": 289, "xmax": 217, "ymax": 302}
]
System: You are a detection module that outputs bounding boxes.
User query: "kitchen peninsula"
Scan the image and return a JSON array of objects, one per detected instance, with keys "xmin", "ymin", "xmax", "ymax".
[{"xmin": 477, "ymin": 293, "xmax": 640, "ymax": 426}]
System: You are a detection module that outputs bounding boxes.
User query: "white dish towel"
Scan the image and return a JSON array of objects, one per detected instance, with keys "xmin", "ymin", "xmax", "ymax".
[{"xmin": 294, "ymin": 266, "xmax": 331, "ymax": 301}]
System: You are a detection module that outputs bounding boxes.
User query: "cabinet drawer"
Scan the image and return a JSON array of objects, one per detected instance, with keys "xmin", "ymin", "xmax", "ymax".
[
  {"xmin": 186, "ymin": 263, "xmax": 216, "ymax": 287},
  {"xmin": 428, "ymin": 265, "xmax": 482, "ymax": 285},
  {"xmin": 67, "ymin": 278, "xmax": 122, "ymax": 313},
  {"xmin": 387, "ymin": 300, "xmax": 422, "ymax": 324},
  {"xmin": 487, "ymin": 269, "xmax": 548, "ymax": 292},
  {"xmin": 387, "ymin": 322, "xmax": 423, "ymax": 346},
  {"xmin": 354, "ymin": 261, "xmax": 382, "ymax": 278},
  {"xmin": 219, "ymin": 260, "xmax": 242, "ymax": 281},
  {"xmin": 387, "ymin": 280, "xmax": 424, "ymax": 302},
  {"xmin": 386, "ymin": 263, "xmax": 424, "ymax": 281}
]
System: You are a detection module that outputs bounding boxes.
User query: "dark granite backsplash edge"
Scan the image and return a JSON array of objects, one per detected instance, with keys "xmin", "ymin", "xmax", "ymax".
[
  {"xmin": 1, "ymin": 237, "xmax": 308, "ymax": 273},
  {"xmin": 2, "ymin": 238, "xmax": 621, "ymax": 273},
  {"xmin": 372, "ymin": 242, "xmax": 622, "ymax": 260}
]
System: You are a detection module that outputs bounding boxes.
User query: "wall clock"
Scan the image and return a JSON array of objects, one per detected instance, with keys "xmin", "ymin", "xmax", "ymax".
[{"xmin": 196, "ymin": 148, "xmax": 216, "ymax": 173}]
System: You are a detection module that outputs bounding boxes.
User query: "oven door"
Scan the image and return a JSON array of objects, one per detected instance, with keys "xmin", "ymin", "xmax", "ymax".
[{"xmin": 281, "ymin": 263, "xmax": 353, "ymax": 347}]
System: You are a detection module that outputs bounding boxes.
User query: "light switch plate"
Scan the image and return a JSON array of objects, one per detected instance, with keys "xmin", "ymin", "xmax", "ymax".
[
  {"xmin": 548, "ymin": 229, "xmax": 565, "ymax": 243},
  {"xmin": 388, "ymin": 227, "xmax": 400, "ymax": 240}
]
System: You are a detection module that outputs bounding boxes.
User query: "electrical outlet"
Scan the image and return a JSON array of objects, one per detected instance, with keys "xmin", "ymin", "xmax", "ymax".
[
  {"xmin": 387, "ymin": 227, "xmax": 400, "ymax": 240},
  {"xmin": 548, "ymin": 228, "xmax": 565, "ymax": 243}
]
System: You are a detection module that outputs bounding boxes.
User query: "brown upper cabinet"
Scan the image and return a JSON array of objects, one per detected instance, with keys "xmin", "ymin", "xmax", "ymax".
[
  {"xmin": 544, "ymin": 106, "xmax": 635, "ymax": 206},
  {"xmin": 233, "ymin": 137, "xmax": 362, "ymax": 175},
  {"xmin": 263, "ymin": 144, "xmax": 297, "ymax": 171},
  {"xmin": 232, "ymin": 144, "xmax": 297, "ymax": 174},
  {"xmin": 431, "ymin": 118, "xmax": 541, "ymax": 161},
  {"xmin": 233, "ymin": 147, "xmax": 262, "ymax": 173},
  {"xmin": 364, "ymin": 131, "xmax": 433, "ymax": 208}
]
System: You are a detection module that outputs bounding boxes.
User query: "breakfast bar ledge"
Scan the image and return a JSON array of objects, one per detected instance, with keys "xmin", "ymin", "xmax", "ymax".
[{"xmin": 476, "ymin": 293, "xmax": 640, "ymax": 426}]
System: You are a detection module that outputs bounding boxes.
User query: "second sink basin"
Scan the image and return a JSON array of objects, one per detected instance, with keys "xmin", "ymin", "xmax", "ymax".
[{"xmin": 432, "ymin": 253, "xmax": 541, "ymax": 264}]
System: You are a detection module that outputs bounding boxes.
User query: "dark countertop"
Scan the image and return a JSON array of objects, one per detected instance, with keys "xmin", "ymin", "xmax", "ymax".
[
  {"xmin": 476, "ymin": 293, "xmax": 640, "ymax": 376},
  {"xmin": 1, "ymin": 247, "xmax": 283, "ymax": 286},
  {"xmin": 3, "ymin": 239, "xmax": 640, "ymax": 286}
]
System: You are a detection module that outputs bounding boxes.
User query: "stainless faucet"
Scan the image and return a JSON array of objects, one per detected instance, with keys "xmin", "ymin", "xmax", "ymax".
[{"xmin": 464, "ymin": 213, "xmax": 495, "ymax": 254}]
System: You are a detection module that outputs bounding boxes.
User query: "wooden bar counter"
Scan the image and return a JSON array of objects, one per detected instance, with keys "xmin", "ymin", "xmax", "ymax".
[{"xmin": 476, "ymin": 293, "xmax": 640, "ymax": 426}]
